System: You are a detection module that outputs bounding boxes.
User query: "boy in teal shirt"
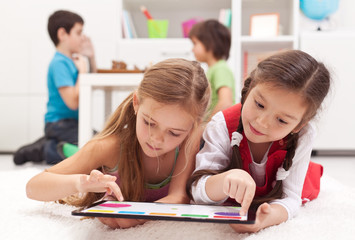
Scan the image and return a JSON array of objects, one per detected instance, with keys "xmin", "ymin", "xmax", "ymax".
[
  {"xmin": 189, "ymin": 19, "xmax": 235, "ymax": 120},
  {"xmin": 14, "ymin": 10, "xmax": 96, "ymax": 165}
]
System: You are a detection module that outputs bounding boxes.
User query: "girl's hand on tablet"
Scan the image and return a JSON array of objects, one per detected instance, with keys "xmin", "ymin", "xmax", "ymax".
[
  {"xmin": 223, "ymin": 169, "xmax": 256, "ymax": 216},
  {"xmin": 76, "ymin": 169, "xmax": 124, "ymax": 201}
]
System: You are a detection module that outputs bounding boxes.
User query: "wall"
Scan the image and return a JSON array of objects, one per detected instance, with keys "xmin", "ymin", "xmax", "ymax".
[
  {"xmin": 298, "ymin": 0, "xmax": 355, "ymax": 152},
  {"xmin": 0, "ymin": 0, "xmax": 119, "ymax": 151},
  {"xmin": 1, "ymin": 0, "xmax": 355, "ymax": 152}
]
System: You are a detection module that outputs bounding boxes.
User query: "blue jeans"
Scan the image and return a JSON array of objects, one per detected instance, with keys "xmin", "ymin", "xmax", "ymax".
[{"xmin": 44, "ymin": 119, "xmax": 78, "ymax": 164}]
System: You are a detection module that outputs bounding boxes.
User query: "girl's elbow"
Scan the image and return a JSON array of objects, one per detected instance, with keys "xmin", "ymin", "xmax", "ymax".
[
  {"xmin": 25, "ymin": 180, "xmax": 35, "ymax": 199},
  {"xmin": 25, "ymin": 177, "xmax": 42, "ymax": 200}
]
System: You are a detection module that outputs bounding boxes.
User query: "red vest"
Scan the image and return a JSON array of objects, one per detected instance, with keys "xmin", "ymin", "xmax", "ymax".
[{"xmin": 222, "ymin": 103, "xmax": 322, "ymax": 203}]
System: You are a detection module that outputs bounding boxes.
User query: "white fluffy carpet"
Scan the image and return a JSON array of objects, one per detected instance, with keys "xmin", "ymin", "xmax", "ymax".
[{"xmin": 1, "ymin": 167, "xmax": 354, "ymax": 240}]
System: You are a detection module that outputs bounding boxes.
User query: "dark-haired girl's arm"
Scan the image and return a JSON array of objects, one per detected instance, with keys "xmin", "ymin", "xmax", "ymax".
[
  {"xmin": 230, "ymin": 203, "xmax": 288, "ymax": 233},
  {"xmin": 205, "ymin": 169, "xmax": 255, "ymax": 216}
]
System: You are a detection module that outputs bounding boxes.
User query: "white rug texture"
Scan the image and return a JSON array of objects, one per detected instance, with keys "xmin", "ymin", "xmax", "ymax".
[{"xmin": 0, "ymin": 167, "xmax": 354, "ymax": 240}]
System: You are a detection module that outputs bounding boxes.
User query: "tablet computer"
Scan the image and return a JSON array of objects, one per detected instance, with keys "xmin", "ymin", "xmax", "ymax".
[{"xmin": 72, "ymin": 200, "xmax": 256, "ymax": 224}]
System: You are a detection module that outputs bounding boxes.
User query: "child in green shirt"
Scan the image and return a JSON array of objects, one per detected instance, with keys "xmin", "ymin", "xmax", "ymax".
[{"xmin": 189, "ymin": 19, "xmax": 235, "ymax": 120}]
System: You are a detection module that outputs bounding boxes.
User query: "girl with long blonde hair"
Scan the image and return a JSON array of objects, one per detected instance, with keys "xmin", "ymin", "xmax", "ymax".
[{"xmin": 26, "ymin": 58, "xmax": 210, "ymax": 229}]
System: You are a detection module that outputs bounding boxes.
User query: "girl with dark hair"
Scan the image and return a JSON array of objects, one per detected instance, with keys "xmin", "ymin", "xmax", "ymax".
[{"xmin": 187, "ymin": 50, "xmax": 330, "ymax": 232}]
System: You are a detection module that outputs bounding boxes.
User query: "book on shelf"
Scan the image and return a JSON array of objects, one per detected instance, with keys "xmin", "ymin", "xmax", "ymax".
[
  {"xmin": 122, "ymin": 10, "xmax": 137, "ymax": 38},
  {"xmin": 218, "ymin": 8, "xmax": 232, "ymax": 28}
]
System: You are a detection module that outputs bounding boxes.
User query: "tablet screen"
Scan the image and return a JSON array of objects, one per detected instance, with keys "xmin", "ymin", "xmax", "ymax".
[{"xmin": 72, "ymin": 200, "xmax": 256, "ymax": 224}]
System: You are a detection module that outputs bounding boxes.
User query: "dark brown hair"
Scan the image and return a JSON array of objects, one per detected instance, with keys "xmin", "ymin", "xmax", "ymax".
[
  {"xmin": 47, "ymin": 10, "xmax": 84, "ymax": 46},
  {"xmin": 187, "ymin": 50, "xmax": 330, "ymax": 207},
  {"xmin": 189, "ymin": 19, "xmax": 231, "ymax": 60}
]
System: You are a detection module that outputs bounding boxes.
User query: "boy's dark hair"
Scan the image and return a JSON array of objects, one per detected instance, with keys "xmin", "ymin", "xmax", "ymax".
[
  {"xmin": 47, "ymin": 10, "xmax": 84, "ymax": 46},
  {"xmin": 189, "ymin": 19, "xmax": 231, "ymax": 60}
]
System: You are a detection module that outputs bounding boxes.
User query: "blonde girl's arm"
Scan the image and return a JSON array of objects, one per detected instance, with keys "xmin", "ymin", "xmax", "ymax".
[
  {"xmin": 26, "ymin": 136, "xmax": 122, "ymax": 202},
  {"xmin": 26, "ymin": 168, "xmax": 122, "ymax": 202}
]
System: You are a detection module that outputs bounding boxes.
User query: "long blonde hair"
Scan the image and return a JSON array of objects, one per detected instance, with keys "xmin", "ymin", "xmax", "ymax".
[{"xmin": 73, "ymin": 58, "xmax": 210, "ymax": 206}]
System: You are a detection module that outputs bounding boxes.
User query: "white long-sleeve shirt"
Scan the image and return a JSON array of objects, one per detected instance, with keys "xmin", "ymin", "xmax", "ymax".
[{"xmin": 191, "ymin": 111, "xmax": 316, "ymax": 220}]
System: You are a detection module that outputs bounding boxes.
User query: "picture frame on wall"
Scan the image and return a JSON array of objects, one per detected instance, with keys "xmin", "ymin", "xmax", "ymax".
[{"xmin": 250, "ymin": 13, "xmax": 280, "ymax": 37}]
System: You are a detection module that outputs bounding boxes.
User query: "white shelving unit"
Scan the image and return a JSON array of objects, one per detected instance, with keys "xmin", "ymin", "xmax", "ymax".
[
  {"xmin": 119, "ymin": 0, "xmax": 232, "ymax": 39},
  {"xmin": 235, "ymin": 0, "xmax": 299, "ymax": 99},
  {"xmin": 116, "ymin": 0, "xmax": 234, "ymax": 68},
  {"xmin": 116, "ymin": 0, "xmax": 299, "ymax": 101},
  {"xmin": 300, "ymin": 30, "xmax": 355, "ymax": 152}
]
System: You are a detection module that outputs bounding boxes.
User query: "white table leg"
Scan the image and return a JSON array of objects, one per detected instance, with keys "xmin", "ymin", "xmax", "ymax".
[
  {"xmin": 104, "ymin": 89, "xmax": 113, "ymax": 120},
  {"xmin": 79, "ymin": 84, "xmax": 92, "ymax": 148}
]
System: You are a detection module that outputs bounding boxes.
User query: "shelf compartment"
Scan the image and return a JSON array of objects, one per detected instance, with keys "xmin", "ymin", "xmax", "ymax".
[{"xmin": 121, "ymin": 0, "xmax": 232, "ymax": 38}]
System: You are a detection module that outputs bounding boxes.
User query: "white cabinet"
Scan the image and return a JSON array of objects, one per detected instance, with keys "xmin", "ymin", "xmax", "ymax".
[{"xmin": 300, "ymin": 31, "xmax": 355, "ymax": 151}]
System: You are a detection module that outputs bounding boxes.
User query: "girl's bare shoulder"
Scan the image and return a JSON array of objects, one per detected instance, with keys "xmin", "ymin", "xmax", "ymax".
[{"xmin": 90, "ymin": 135, "xmax": 121, "ymax": 167}]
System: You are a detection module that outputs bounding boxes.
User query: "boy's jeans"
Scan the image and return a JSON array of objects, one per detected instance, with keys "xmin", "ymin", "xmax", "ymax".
[{"xmin": 44, "ymin": 119, "xmax": 78, "ymax": 164}]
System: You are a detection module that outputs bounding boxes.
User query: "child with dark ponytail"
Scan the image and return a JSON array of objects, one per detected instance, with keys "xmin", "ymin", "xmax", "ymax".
[{"xmin": 187, "ymin": 50, "xmax": 330, "ymax": 232}]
